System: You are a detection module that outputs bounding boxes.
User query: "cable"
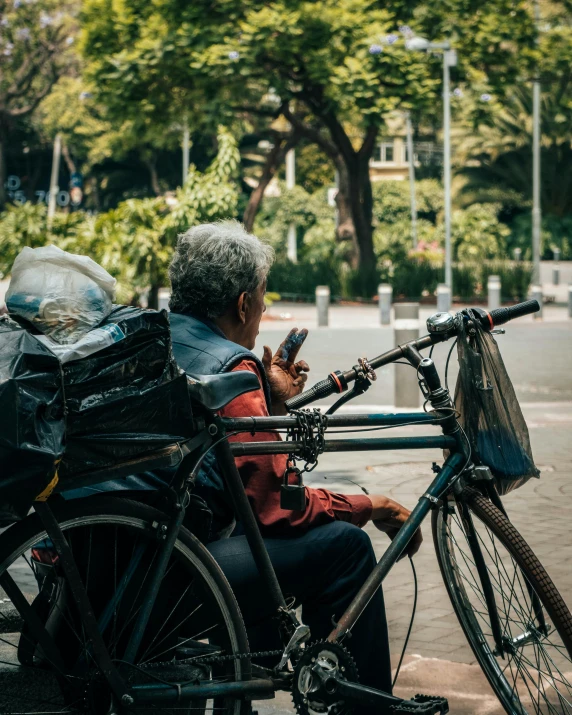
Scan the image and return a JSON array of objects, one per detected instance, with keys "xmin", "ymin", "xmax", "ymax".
[
  {"xmin": 392, "ymin": 556, "xmax": 418, "ymax": 688},
  {"xmin": 319, "ymin": 475, "xmax": 370, "ymax": 495},
  {"xmin": 444, "ymin": 337, "xmax": 458, "ymax": 394}
]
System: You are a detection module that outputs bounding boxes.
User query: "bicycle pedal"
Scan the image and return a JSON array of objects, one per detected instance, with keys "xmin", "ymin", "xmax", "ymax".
[{"xmin": 390, "ymin": 693, "xmax": 449, "ymax": 714}]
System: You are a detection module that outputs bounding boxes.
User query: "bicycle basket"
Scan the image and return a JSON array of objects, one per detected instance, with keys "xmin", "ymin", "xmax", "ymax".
[{"xmin": 454, "ymin": 313, "xmax": 540, "ymax": 496}]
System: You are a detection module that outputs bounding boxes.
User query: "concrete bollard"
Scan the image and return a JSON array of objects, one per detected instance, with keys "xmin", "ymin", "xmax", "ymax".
[
  {"xmin": 513, "ymin": 247, "xmax": 522, "ymax": 261},
  {"xmin": 553, "ymin": 247, "xmax": 561, "ymax": 285},
  {"xmin": 158, "ymin": 288, "xmax": 171, "ymax": 312},
  {"xmin": 487, "ymin": 274, "xmax": 501, "ymax": 311},
  {"xmin": 394, "ymin": 303, "xmax": 420, "ymax": 408},
  {"xmin": 316, "ymin": 285, "xmax": 330, "ymax": 327},
  {"xmin": 568, "ymin": 284, "xmax": 572, "ymax": 319},
  {"xmin": 531, "ymin": 285, "xmax": 543, "ymax": 319},
  {"xmin": 436, "ymin": 284, "xmax": 451, "ymax": 313},
  {"xmin": 378, "ymin": 283, "xmax": 392, "ymax": 325}
]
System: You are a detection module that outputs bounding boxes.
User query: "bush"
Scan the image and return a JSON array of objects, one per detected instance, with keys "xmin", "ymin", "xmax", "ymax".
[
  {"xmin": 509, "ymin": 213, "xmax": 572, "ymax": 260},
  {"xmin": 267, "ymin": 258, "xmax": 342, "ymax": 298}
]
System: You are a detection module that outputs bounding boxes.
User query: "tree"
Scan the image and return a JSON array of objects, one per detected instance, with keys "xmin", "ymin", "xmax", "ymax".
[
  {"xmin": 454, "ymin": 10, "xmax": 572, "ymax": 219},
  {"xmin": 80, "ymin": 0, "xmax": 537, "ymax": 295},
  {"xmin": 0, "ymin": 0, "xmax": 77, "ymax": 207}
]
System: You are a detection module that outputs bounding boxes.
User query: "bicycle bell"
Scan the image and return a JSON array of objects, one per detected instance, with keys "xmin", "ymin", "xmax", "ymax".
[{"xmin": 427, "ymin": 312, "xmax": 455, "ymax": 334}]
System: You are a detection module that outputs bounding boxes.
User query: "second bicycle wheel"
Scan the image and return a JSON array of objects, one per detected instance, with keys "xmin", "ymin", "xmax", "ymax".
[
  {"xmin": 433, "ymin": 489, "xmax": 572, "ymax": 714},
  {"xmin": 0, "ymin": 495, "xmax": 250, "ymax": 714}
]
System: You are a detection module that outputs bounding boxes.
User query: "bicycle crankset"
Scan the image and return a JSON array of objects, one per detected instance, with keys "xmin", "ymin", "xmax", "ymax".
[{"xmin": 292, "ymin": 641, "xmax": 358, "ymax": 715}]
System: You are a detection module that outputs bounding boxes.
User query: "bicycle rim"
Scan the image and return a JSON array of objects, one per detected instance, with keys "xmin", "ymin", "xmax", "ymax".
[
  {"xmin": 0, "ymin": 497, "xmax": 249, "ymax": 714},
  {"xmin": 433, "ymin": 492, "xmax": 572, "ymax": 714}
]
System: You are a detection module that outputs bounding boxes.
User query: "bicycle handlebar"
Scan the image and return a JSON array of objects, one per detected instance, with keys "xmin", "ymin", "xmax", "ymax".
[
  {"xmin": 285, "ymin": 374, "xmax": 342, "ymax": 411},
  {"xmin": 284, "ymin": 299, "xmax": 540, "ymax": 412},
  {"xmin": 488, "ymin": 299, "xmax": 539, "ymax": 327}
]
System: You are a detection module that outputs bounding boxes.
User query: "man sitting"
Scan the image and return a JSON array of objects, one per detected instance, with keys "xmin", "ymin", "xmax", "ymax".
[{"xmin": 167, "ymin": 220, "xmax": 422, "ymax": 696}]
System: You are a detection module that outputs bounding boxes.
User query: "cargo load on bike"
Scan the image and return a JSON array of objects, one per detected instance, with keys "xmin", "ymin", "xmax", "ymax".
[{"xmin": 0, "ymin": 247, "xmax": 193, "ymax": 524}]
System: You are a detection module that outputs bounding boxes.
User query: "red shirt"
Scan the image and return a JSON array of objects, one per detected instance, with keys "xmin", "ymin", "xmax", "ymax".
[{"xmin": 219, "ymin": 359, "xmax": 372, "ymax": 536}]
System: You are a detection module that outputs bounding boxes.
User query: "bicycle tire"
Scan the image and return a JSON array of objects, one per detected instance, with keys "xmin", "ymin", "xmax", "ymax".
[
  {"xmin": 0, "ymin": 495, "xmax": 250, "ymax": 714},
  {"xmin": 433, "ymin": 490, "xmax": 572, "ymax": 714}
]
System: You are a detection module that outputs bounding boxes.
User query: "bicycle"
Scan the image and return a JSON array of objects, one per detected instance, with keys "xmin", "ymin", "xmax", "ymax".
[{"xmin": 0, "ymin": 299, "xmax": 570, "ymax": 714}]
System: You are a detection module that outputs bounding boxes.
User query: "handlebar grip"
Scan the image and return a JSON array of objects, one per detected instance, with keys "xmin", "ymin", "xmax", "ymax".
[
  {"xmin": 285, "ymin": 376, "xmax": 338, "ymax": 411},
  {"xmin": 419, "ymin": 358, "xmax": 441, "ymax": 393},
  {"xmin": 489, "ymin": 299, "xmax": 540, "ymax": 327}
]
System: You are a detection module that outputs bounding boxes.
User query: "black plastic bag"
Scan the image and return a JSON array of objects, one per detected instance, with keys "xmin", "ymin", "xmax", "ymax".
[
  {"xmin": 454, "ymin": 313, "xmax": 540, "ymax": 495},
  {"xmin": 0, "ymin": 306, "xmax": 193, "ymax": 524}
]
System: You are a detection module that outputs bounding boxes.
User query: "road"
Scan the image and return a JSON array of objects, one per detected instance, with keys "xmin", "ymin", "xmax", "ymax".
[{"xmin": 259, "ymin": 302, "xmax": 572, "ymax": 406}]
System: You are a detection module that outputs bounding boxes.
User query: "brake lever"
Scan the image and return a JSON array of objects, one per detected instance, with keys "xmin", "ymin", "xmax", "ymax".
[{"xmin": 490, "ymin": 328, "xmax": 506, "ymax": 335}]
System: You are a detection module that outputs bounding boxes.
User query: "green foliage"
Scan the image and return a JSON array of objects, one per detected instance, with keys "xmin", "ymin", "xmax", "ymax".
[
  {"xmin": 509, "ymin": 214, "xmax": 572, "ymax": 260},
  {"xmin": 455, "ymin": 81, "xmax": 572, "ymax": 219},
  {"xmin": 452, "ymin": 204, "xmax": 510, "ymax": 263},
  {"xmin": 372, "ymin": 179, "xmax": 443, "ymax": 225},
  {"xmin": 0, "ymin": 128, "xmax": 240, "ymax": 299},
  {"xmin": 0, "ymin": 203, "xmax": 50, "ymax": 278}
]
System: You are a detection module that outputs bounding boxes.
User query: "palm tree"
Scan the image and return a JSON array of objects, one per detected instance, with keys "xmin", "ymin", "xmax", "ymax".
[{"xmin": 454, "ymin": 79, "xmax": 572, "ymax": 218}]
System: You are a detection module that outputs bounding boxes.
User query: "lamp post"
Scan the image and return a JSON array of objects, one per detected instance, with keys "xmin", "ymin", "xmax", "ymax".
[
  {"xmin": 405, "ymin": 112, "xmax": 418, "ymax": 250},
  {"xmin": 406, "ymin": 37, "xmax": 456, "ymax": 309},
  {"xmin": 182, "ymin": 120, "xmax": 190, "ymax": 186},
  {"xmin": 286, "ymin": 147, "xmax": 297, "ymax": 263},
  {"xmin": 532, "ymin": 0, "xmax": 542, "ymax": 289},
  {"xmin": 47, "ymin": 133, "xmax": 62, "ymax": 230}
]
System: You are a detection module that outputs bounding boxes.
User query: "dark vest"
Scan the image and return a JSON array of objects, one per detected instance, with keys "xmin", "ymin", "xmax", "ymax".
[{"xmin": 169, "ymin": 312, "xmax": 272, "ymax": 539}]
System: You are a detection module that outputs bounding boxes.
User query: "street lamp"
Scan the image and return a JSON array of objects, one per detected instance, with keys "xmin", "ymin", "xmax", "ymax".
[
  {"xmin": 406, "ymin": 36, "xmax": 457, "ymax": 309},
  {"xmin": 404, "ymin": 111, "xmax": 418, "ymax": 250},
  {"xmin": 531, "ymin": 0, "xmax": 542, "ymax": 305}
]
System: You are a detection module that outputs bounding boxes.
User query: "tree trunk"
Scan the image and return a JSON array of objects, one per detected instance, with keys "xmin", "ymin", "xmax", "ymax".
[
  {"xmin": 243, "ymin": 134, "xmax": 298, "ymax": 231},
  {"xmin": 333, "ymin": 159, "xmax": 359, "ymax": 268},
  {"xmin": 346, "ymin": 156, "xmax": 377, "ymax": 297},
  {"xmin": 61, "ymin": 142, "xmax": 77, "ymax": 175},
  {"xmin": 144, "ymin": 156, "xmax": 161, "ymax": 196},
  {"xmin": 147, "ymin": 284, "xmax": 159, "ymax": 310}
]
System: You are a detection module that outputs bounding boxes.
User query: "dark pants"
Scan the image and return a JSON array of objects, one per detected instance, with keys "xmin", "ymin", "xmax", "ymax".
[{"xmin": 208, "ymin": 520, "xmax": 392, "ymax": 697}]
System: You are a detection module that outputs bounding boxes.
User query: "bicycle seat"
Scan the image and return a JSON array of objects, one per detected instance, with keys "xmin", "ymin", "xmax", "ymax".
[{"xmin": 186, "ymin": 371, "xmax": 260, "ymax": 410}]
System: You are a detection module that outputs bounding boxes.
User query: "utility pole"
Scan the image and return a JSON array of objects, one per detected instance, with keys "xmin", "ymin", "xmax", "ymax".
[
  {"xmin": 405, "ymin": 112, "xmax": 418, "ymax": 250},
  {"xmin": 443, "ymin": 48, "xmax": 456, "ymax": 301},
  {"xmin": 405, "ymin": 37, "xmax": 456, "ymax": 309},
  {"xmin": 286, "ymin": 148, "xmax": 297, "ymax": 263},
  {"xmin": 47, "ymin": 133, "xmax": 62, "ymax": 230},
  {"xmin": 182, "ymin": 121, "xmax": 190, "ymax": 186},
  {"xmin": 532, "ymin": 0, "xmax": 542, "ymax": 287}
]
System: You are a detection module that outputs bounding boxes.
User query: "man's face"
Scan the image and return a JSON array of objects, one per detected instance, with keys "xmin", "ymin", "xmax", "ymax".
[{"xmin": 241, "ymin": 279, "xmax": 267, "ymax": 350}]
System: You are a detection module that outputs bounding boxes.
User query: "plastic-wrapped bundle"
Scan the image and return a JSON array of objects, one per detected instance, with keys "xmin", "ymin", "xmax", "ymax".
[
  {"xmin": 454, "ymin": 314, "xmax": 540, "ymax": 495},
  {"xmin": 6, "ymin": 245, "xmax": 116, "ymax": 344},
  {"xmin": 0, "ymin": 306, "xmax": 194, "ymax": 524}
]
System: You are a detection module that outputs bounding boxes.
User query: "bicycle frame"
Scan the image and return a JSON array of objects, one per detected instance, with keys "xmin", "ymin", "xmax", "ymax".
[{"xmin": 217, "ymin": 414, "xmax": 467, "ymax": 644}]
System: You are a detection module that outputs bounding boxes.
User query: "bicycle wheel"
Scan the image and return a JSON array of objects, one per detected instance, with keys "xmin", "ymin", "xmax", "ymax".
[
  {"xmin": 0, "ymin": 495, "xmax": 250, "ymax": 714},
  {"xmin": 433, "ymin": 489, "xmax": 572, "ymax": 714}
]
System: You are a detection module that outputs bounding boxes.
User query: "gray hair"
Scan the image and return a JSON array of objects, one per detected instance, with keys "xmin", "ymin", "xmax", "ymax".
[{"xmin": 168, "ymin": 220, "xmax": 274, "ymax": 318}]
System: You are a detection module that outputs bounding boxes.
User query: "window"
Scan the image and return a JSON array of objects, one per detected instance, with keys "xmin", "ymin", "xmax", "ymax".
[
  {"xmin": 404, "ymin": 144, "xmax": 417, "ymax": 163},
  {"xmin": 380, "ymin": 141, "xmax": 394, "ymax": 162}
]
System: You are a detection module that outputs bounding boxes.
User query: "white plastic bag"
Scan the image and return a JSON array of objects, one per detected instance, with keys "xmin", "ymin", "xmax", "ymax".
[
  {"xmin": 35, "ymin": 323, "xmax": 126, "ymax": 364},
  {"xmin": 6, "ymin": 245, "xmax": 116, "ymax": 344}
]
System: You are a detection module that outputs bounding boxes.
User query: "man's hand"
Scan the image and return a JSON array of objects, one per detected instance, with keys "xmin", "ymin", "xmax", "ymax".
[
  {"xmin": 262, "ymin": 328, "xmax": 310, "ymax": 414},
  {"xmin": 368, "ymin": 495, "xmax": 423, "ymax": 559}
]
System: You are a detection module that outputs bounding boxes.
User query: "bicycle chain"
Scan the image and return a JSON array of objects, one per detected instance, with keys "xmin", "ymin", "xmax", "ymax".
[
  {"xmin": 287, "ymin": 409, "xmax": 328, "ymax": 473},
  {"xmin": 140, "ymin": 647, "xmax": 285, "ymax": 672}
]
